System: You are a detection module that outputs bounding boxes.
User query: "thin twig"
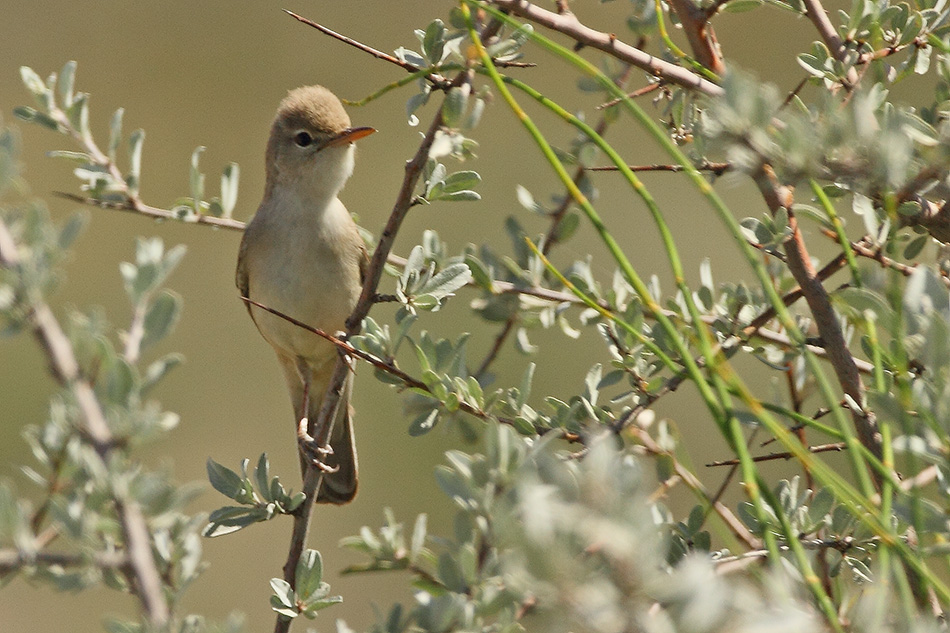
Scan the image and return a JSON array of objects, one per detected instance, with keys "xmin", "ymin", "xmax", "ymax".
[
  {"xmin": 53, "ymin": 192, "xmax": 246, "ymax": 231},
  {"xmin": 587, "ymin": 161, "xmax": 731, "ymax": 174},
  {"xmin": 706, "ymin": 442, "xmax": 847, "ymax": 467}
]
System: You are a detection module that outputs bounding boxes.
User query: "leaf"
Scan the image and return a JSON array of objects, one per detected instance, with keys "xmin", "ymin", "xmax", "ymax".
[
  {"xmin": 141, "ymin": 290, "xmax": 183, "ymax": 349},
  {"xmin": 141, "ymin": 353, "xmax": 184, "ymax": 394},
  {"xmin": 190, "ymin": 146, "xmax": 206, "ymax": 209},
  {"xmin": 410, "ymin": 513, "xmax": 428, "ymax": 562},
  {"xmin": 207, "ymin": 458, "xmax": 245, "ymax": 500},
  {"xmin": 295, "ymin": 549, "xmax": 324, "ymax": 601},
  {"xmin": 127, "ymin": 129, "xmax": 145, "ymax": 195},
  {"xmin": 19, "ymin": 66, "xmax": 47, "ymax": 99},
  {"xmin": 423, "ymin": 19, "xmax": 446, "ymax": 65},
  {"xmin": 255, "ymin": 453, "xmax": 271, "ymax": 502},
  {"xmin": 441, "ymin": 170, "xmax": 480, "ymax": 193},
  {"xmin": 58, "ymin": 60, "xmax": 76, "ymax": 107},
  {"xmin": 419, "ymin": 263, "xmax": 472, "ymax": 300},
  {"xmin": 408, "ymin": 408, "xmax": 440, "ymax": 436},
  {"xmin": 108, "ymin": 108, "xmax": 124, "ymax": 162},
  {"xmin": 464, "ymin": 254, "xmax": 493, "ymax": 291},
  {"xmin": 220, "ymin": 162, "xmax": 239, "ymax": 218},
  {"xmin": 203, "ymin": 506, "xmax": 267, "ymax": 537},
  {"xmin": 270, "ymin": 578, "xmax": 297, "ymax": 615},
  {"xmin": 442, "ymin": 86, "xmax": 469, "ymax": 128}
]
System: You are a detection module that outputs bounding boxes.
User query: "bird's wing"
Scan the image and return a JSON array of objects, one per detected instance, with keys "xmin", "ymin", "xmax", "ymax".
[
  {"xmin": 235, "ymin": 228, "xmax": 256, "ymax": 321},
  {"xmin": 358, "ymin": 239, "xmax": 370, "ymax": 286}
]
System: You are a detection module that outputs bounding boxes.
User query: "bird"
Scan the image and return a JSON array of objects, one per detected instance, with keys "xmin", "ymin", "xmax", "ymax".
[{"xmin": 236, "ymin": 85, "xmax": 375, "ymax": 504}]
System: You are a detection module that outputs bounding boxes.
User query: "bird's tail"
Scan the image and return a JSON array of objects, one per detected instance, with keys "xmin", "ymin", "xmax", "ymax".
[{"xmin": 310, "ymin": 371, "xmax": 358, "ymax": 504}]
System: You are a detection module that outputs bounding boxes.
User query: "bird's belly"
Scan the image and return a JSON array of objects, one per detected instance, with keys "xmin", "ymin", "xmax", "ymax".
[{"xmin": 247, "ymin": 244, "xmax": 360, "ymax": 365}]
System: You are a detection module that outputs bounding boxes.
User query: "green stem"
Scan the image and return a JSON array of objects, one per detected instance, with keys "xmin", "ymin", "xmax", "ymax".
[{"xmin": 809, "ymin": 178, "xmax": 861, "ymax": 287}]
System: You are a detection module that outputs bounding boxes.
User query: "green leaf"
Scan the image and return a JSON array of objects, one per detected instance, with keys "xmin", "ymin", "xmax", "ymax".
[
  {"xmin": 442, "ymin": 170, "xmax": 480, "ymax": 193},
  {"xmin": 207, "ymin": 458, "xmax": 245, "ymax": 500},
  {"xmin": 19, "ymin": 66, "xmax": 47, "ymax": 99},
  {"xmin": 295, "ymin": 549, "xmax": 324, "ymax": 601},
  {"xmin": 58, "ymin": 212, "xmax": 87, "ymax": 250},
  {"xmin": 141, "ymin": 290, "xmax": 182, "ymax": 349},
  {"xmin": 220, "ymin": 162, "xmax": 239, "ymax": 218},
  {"xmin": 127, "ymin": 129, "xmax": 145, "ymax": 195},
  {"xmin": 255, "ymin": 453, "xmax": 271, "ymax": 502},
  {"xmin": 270, "ymin": 578, "xmax": 297, "ymax": 616},
  {"xmin": 442, "ymin": 86, "xmax": 469, "ymax": 128},
  {"xmin": 13, "ymin": 106, "xmax": 60, "ymax": 132},
  {"xmin": 464, "ymin": 254, "xmax": 493, "ymax": 291},
  {"xmin": 58, "ymin": 60, "xmax": 76, "ymax": 107},
  {"xmin": 409, "ymin": 408, "xmax": 440, "ymax": 436},
  {"xmin": 435, "ymin": 190, "xmax": 480, "ymax": 201},
  {"xmin": 423, "ymin": 19, "xmax": 446, "ymax": 65},
  {"xmin": 141, "ymin": 353, "xmax": 184, "ymax": 394},
  {"xmin": 108, "ymin": 108, "xmax": 124, "ymax": 162},
  {"xmin": 190, "ymin": 146, "xmax": 205, "ymax": 210}
]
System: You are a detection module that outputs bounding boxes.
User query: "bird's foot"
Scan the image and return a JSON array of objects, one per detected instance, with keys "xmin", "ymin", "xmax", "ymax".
[{"xmin": 296, "ymin": 416, "xmax": 339, "ymax": 474}]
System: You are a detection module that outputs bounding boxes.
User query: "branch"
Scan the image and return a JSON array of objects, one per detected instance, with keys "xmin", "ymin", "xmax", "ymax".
[
  {"xmin": 752, "ymin": 165, "xmax": 881, "ymax": 464},
  {"xmin": 0, "ymin": 549, "xmax": 128, "ymax": 574},
  {"xmin": 664, "ymin": 0, "xmax": 726, "ymax": 74},
  {"xmin": 484, "ymin": 0, "xmax": 724, "ymax": 97},
  {"xmin": 706, "ymin": 441, "xmax": 846, "ymax": 467},
  {"xmin": 627, "ymin": 425, "xmax": 760, "ymax": 549},
  {"xmin": 53, "ymin": 192, "xmax": 246, "ymax": 231},
  {"xmin": 0, "ymin": 217, "xmax": 170, "ymax": 626},
  {"xmin": 587, "ymin": 161, "xmax": 731, "ymax": 175},
  {"xmin": 801, "ymin": 0, "xmax": 859, "ymax": 88}
]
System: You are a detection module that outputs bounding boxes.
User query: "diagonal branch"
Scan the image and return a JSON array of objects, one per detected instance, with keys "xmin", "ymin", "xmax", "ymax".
[{"xmin": 484, "ymin": 0, "xmax": 724, "ymax": 97}]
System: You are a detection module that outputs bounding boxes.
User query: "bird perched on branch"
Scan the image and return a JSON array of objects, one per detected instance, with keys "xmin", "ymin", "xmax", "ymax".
[{"xmin": 236, "ymin": 86, "xmax": 374, "ymax": 504}]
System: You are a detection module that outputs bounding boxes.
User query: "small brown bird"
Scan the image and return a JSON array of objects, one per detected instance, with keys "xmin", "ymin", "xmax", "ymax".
[{"xmin": 236, "ymin": 86, "xmax": 374, "ymax": 503}]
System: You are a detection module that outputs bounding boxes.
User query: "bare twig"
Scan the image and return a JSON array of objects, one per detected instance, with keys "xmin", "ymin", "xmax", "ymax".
[
  {"xmin": 0, "ymin": 217, "xmax": 169, "ymax": 626},
  {"xmin": 706, "ymin": 441, "xmax": 846, "ymax": 467},
  {"xmin": 587, "ymin": 161, "xmax": 731, "ymax": 174},
  {"xmin": 596, "ymin": 82, "xmax": 662, "ymax": 110}
]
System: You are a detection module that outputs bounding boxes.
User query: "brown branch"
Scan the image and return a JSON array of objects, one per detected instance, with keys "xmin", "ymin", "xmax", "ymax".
[
  {"xmin": 752, "ymin": 165, "xmax": 881, "ymax": 465},
  {"xmin": 664, "ymin": 0, "xmax": 726, "ymax": 74},
  {"xmin": 284, "ymin": 10, "xmax": 452, "ymax": 89},
  {"xmin": 596, "ymin": 82, "xmax": 663, "ymax": 110},
  {"xmin": 0, "ymin": 217, "xmax": 169, "ymax": 626},
  {"xmin": 485, "ymin": 0, "xmax": 724, "ymax": 97},
  {"xmin": 0, "ymin": 549, "xmax": 128, "ymax": 574},
  {"xmin": 628, "ymin": 425, "xmax": 760, "ymax": 549},
  {"xmin": 53, "ymin": 192, "xmax": 246, "ymax": 231},
  {"xmin": 587, "ymin": 161, "xmax": 731, "ymax": 175},
  {"xmin": 801, "ymin": 0, "xmax": 859, "ymax": 89},
  {"xmin": 706, "ymin": 441, "xmax": 846, "ymax": 467}
]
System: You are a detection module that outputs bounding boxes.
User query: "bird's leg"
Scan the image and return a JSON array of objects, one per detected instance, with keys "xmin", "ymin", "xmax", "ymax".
[{"xmin": 295, "ymin": 358, "xmax": 338, "ymax": 474}]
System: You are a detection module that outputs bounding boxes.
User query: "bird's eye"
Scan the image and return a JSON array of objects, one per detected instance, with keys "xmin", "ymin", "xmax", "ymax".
[{"xmin": 294, "ymin": 131, "xmax": 313, "ymax": 147}]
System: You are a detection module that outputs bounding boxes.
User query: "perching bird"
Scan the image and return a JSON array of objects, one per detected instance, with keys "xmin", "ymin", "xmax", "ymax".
[{"xmin": 236, "ymin": 86, "xmax": 374, "ymax": 504}]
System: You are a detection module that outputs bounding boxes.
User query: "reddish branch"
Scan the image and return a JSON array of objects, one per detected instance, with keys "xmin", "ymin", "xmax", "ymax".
[
  {"xmin": 752, "ymin": 166, "xmax": 881, "ymax": 463},
  {"xmin": 485, "ymin": 0, "xmax": 723, "ymax": 97},
  {"xmin": 664, "ymin": 0, "xmax": 726, "ymax": 74}
]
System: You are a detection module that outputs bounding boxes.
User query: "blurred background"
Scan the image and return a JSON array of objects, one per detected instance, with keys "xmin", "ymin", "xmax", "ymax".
[{"xmin": 0, "ymin": 1, "xmax": 837, "ymax": 630}]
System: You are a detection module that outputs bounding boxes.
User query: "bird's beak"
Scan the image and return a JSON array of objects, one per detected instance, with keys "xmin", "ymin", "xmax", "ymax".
[{"xmin": 319, "ymin": 126, "xmax": 376, "ymax": 150}]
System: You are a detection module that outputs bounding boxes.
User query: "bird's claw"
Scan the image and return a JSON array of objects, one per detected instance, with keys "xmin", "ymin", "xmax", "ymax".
[{"xmin": 297, "ymin": 416, "xmax": 339, "ymax": 473}]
